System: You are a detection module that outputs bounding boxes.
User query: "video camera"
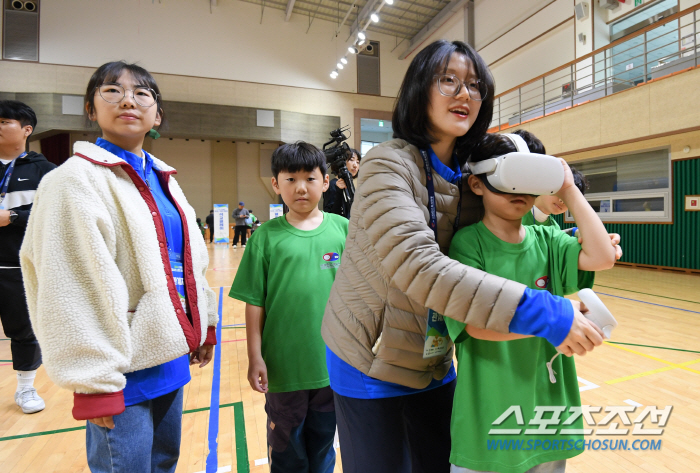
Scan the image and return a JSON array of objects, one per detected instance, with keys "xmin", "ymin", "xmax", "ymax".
[{"xmin": 323, "ymin": 126, "xmax": 355, "ymax": 214}]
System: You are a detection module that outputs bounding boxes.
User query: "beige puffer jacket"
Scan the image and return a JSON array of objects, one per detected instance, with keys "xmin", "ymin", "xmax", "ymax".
[{"xmin": 321, "ymin": 139, "xmax": 527, "ymax": 389}]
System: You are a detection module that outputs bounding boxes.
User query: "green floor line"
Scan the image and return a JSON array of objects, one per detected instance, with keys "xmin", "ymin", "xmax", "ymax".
[
  {"xmin": 594, "ymin": 284, "xmax": 700, "ymax": 305},
  {"xmin": 234, "ymin": 401, "xmax": 250, "ymax": 473},
  {"xmin": 222, "ymin": 326, "xmax": 246, "ymax": 330},
  {"xmin": 0, "ymin": 426, "xmax": 86, "ymax": 442},
  {"xmin": 607, "ymin": 341, "xmax": 700, "ymax": 355},
  {"xmin": 0, "ymin": 402, "xmax": 239, "ymax": 442},
  {"xmin": 0, "ymin": 338, "xmax": 10, "ymax": 341},
  {"xmin": 0, "ymin": 360, "xmax": 12, "ymax": 362}
]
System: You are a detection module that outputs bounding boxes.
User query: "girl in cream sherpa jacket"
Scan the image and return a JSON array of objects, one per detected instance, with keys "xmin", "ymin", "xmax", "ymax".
[{"xmin": 20, "ymin": 141, "xmax": 218, "ymax": 420}]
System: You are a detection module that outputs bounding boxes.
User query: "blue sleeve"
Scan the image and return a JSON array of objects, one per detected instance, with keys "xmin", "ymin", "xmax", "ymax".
[{"xmin": 509, "ymin": 288, "xmax": 574, "ymax": 346}]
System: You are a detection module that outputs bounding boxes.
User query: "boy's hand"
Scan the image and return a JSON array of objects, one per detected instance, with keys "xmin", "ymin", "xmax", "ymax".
[
  {"xmin": 89, "ymin": 416, "xmax": 115, "ymax": 429},
  {"xmin": 248, "ymin": 357, "xmax": 268, "ymax": 393},
  {"xmin": 577, "ymin": 233, "xmax": 623, "ymax": 260},
  {"xmin": 557, "ymin": 300, "xmax": 604, "ymax": 356},
  {"xmin": 190, "ymin": 344, "xmax": 215, "ymax": 368},
  {"xmin": 555, "ymin": 159, "xmax": 575, "ymax": 197}
]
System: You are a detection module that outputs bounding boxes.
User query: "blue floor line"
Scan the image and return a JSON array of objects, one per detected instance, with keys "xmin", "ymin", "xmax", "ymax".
[
  {"xmin": 597, "ymin": 292, "xmax": 700, "ymax": 315},
  {"xmin": 205, "ymin": 288, "xmax": 224, "ymax": 473}
]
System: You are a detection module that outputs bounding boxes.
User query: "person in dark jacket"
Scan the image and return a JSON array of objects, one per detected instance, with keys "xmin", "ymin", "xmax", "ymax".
[
  {"xmin": 231, "ymin": 201, "xmax": 250, "ymax": 248},
  {"xmin": 205, "ymin": 209, "xmax": 214, "ymax": 243},
  {"xmin": 0, "ymin": 100, "xmax": 56, "ymax": 414},
  {"xmin": 323, "ymin": 148, "xmax": 360, "ymax": 218}
]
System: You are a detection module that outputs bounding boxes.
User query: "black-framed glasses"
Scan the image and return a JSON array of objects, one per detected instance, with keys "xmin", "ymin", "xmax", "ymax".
[
  {"xmin": 96, "ymin": 83, "xmax": 159, "ymax": 107},
  {"xmin": 434, "ymin": 73, "xmax": 487, "ymax": 101}
]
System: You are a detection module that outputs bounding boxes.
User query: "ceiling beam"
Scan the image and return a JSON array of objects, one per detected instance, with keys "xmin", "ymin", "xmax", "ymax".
[
  {"xmin": 399, "ymin": 0, "xmax": 470, "ymax": 59},
  {"xmin": 285, "ymin": 0, "xmax": 296, "ymax": 21}
]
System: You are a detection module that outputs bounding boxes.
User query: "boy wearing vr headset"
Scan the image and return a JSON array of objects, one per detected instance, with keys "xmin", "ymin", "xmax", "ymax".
[{"xmin": 444, "ymin": 132, "xmax": 617, "ymax": 473}]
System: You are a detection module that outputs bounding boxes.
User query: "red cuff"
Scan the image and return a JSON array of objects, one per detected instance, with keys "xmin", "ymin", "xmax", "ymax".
[
  {"xmin": 205, "ymin": 326, "xmax": 217, "ymax": 345},
  {"xmin": 72, "ymin": 391, "xmax": 125, "ymax": 420}
]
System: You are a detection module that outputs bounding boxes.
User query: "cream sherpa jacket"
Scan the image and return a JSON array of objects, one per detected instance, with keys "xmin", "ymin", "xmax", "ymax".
[{"xmin": 20, "ymin": 141, "xmax": 218, "ymax": 419}]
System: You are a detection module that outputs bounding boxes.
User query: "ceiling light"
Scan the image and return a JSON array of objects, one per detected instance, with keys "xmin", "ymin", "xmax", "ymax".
[
  {"xmin": 337, "ymin": 63, "xmax": 344, "ymax": 69},
  {"xmin": 358, "ymin": 31, "xmax": 366, "ymax": 40},
  {"xmin": 385, "ymin": 0, "xmax": 394, "ymax": 4},
  {"xmin": 348, "ymin": 46, "xmax": 358, "ymax": 54},
  {"xmin": 340, "ymin": 57, "xmax": 348, "ymax": 64},
  {"xmin": 330, "ymin": 71, "xmax": 338, "ymax": 78},
  {"xmin": 358, "ymin": 39, "xmax": 365, "ymax": 46},
  {"xmin": 371, "ymin": 13, "xmax": 379, "ymax": 22}
]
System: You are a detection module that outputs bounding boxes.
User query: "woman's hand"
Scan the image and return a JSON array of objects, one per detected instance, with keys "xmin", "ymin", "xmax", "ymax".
[
  {"xmin": 89, "ymin": 416, "xmax": 115, "ymax": 429},
  {"xmin": 336, "ymin": 179, "xmax": 347, "ymax": 190},
  {"xmin": 190, "ymin": 344, "xmax": 215, "ymax": 368}
]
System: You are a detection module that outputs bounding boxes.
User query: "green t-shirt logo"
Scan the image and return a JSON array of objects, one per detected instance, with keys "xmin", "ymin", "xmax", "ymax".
[{"xmin": 321, "ymin": 252, "xmax": 341, "ymax": 270}]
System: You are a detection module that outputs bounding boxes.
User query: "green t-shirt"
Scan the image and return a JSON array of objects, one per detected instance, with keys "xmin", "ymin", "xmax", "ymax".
[
  {"xmin": 522, "ymin": 208, "xmax": 560, "ymax": 229},
  {"xmin": 228, "ymin": 213, "xmax": 348, "ymax": 393},
  {"xmin": 445, "ymin": 222, "xmax": 594, "ymax": 473}
]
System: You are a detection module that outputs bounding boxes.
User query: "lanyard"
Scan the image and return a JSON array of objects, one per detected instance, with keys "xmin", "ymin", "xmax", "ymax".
[
  {"xmin": 0, "ymin": 152, "xmax": 27, "ymax": 206},
  {"xmin": 419, "ymin": 149, "xmax": 462, "ymax": 241}
]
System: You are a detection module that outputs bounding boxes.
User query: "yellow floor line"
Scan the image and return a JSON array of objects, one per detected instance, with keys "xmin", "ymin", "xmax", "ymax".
[{"xmin": 605, "ymin": 358, "xmax": 700, "ymax": 384}]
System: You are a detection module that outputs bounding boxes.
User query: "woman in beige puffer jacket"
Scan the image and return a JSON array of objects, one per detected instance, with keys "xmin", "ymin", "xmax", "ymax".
[{"xmin": 322, "ymin": 40, "xmax": 599, "ymax": 473}]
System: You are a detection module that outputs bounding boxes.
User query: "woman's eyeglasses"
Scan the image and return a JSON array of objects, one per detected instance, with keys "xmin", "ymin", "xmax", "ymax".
[{"xmin": 434, "ymin": 73, "xmax": 487, "ymax": 101}]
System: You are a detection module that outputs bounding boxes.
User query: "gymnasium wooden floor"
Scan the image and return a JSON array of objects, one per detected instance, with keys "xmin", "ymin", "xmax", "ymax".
[{"xmin": 1, "ymin": 243, "xmax": 698, "ymax": 473}]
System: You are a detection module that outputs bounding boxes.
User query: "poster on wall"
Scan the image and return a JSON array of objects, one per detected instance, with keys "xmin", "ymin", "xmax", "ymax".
[
  {"xmin": 685, "ymin": 195, "xmax": 700, "ymax": 211},
  {"xmin": 270, "ymin": 204, "xmax": 284, "ymax": 220},
  {"xmin": 213, "ymin": 204, "xmax": 229, "ymax": 244}
]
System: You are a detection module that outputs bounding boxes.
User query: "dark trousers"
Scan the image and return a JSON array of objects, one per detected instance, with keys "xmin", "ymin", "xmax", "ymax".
[
  {"xmin": 233, "ymin": 225, "xmax": 247, "ymax": 246},
  {"xmin": 265, "ymin": 386, "xmax": 336, "ymax": 473},
  {"xmin": 334, "ymin": 379, "xmax": 456, "ymax": 473},
  {"xmin": 0, "ymin": 268, "xmax": 42, "ymax": 371}
]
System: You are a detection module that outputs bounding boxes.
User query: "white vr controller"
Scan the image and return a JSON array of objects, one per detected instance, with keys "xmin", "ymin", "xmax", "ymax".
[
  {"xmin": 548, "ymin": 288, "xmax": 618, "ymax": 383},
  {"xmin": 467, "ymin": 133, "xmax": 565, "ymax": 196},
  {"xmin": 577, "ymin": 288, "xmax": 618, "ymax": 339}
]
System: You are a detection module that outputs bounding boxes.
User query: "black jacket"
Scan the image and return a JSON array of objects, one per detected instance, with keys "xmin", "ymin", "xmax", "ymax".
[
  {"xmin": 0, "ymin": 152, "xmax": 56, "ymax": 266},
  {"xmin": 323, "ymin": 178, "xmax": 352, "ymax": 218},
  {"xmin": 205, "ymin": 213, "xmax": 214, "ymax": 228}
]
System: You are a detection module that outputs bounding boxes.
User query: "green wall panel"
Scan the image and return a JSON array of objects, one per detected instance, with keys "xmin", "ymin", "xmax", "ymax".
[{"xmin": 555, "ymin": 158, "xmax": 700, "ymax": 270}]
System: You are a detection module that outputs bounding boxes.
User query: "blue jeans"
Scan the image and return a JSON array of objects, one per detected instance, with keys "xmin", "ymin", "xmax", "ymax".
[{"xmin": 86, "ymin": 387, "xmax": 184, "ymax": 473}]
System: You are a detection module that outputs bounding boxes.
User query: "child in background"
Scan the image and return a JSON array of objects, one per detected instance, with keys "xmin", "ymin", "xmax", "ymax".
[
  {"xmin": 513, "ymin": 129, "xmax": 622, "ymax": 259},
  {"xmin": 445, "ymin": 132, "xmax": 616, "ymax": 473},
  {"xmin": 512, "ymin": 130, "xmax": 588, "ymax": 230},
  {"xmin": 229, "ymin": 142, "xmax": 348, "ymax": 473}
]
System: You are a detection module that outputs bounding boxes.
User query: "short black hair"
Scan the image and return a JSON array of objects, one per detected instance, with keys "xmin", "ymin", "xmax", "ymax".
[
  {"xmin": 571, "ymin": 166, "xmax": 589, "ymax": 195},
  {"xmin": 469, "ymin": 130, "xmax": 545, "ymax": 166},
  {"xmin": 348, "ymin": 148, "xmax": 361, "ymax": 161},
  {"xmin": 392, "ymin": 40, "xmax": 495, "ymax": 165},
  {"xmin": 271, "ymin": 141, "xmax": 327, "ymax": 179},
  {"xmin": 85, "ymin": 61, "xmax": 166, "ymax": 128},
  {"xmin": 0, "ymin": 100, "xmax": 37, "ymax": 135}
]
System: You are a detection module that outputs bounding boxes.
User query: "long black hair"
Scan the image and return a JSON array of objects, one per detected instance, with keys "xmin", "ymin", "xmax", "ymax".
[
  {"xmin": 392, "ymin": 40, "xmax": 495, "ymax": 165},
  {"xmin": 85, "ymin": 61, "xmax": 166, "ymax": 128}
]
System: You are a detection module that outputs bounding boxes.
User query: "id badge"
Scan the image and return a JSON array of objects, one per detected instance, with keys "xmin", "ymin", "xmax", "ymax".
[
  {"xmin": 170, "ymin": 259, "xmax": 188, "ymax": 313},
  {"xmin": 423, "ymin": 309, "xmax": 449, "ymax": 359}
]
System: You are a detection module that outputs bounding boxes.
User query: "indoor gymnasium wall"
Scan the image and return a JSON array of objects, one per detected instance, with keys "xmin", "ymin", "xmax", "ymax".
[{"xmin": 555, "ymin": 157, "xmax": 700, "ymax": 271}]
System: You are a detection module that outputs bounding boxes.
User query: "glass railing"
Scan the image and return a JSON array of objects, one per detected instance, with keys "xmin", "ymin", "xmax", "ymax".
[{"xmin": 490, "ymin": 4, "xmax": 700, "ymax": 131}]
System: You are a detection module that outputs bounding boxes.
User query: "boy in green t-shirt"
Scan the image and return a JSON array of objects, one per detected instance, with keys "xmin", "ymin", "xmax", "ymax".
[
  {"xmin": 446, "ymin": 132, "xmax": 616, "ymax": 473},
  {"xmin": 229, "ymin": 142, "xmax": 348, "ymax": 473}
]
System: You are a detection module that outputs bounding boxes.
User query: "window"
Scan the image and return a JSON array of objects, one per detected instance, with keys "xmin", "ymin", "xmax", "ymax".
[
  {"xmin": 566, "ymin": 148, "xmax": 672, "ymax": 223},
  {"xmin": 361, "ymin": 140, "xmax": 380, "ymax": 157}
]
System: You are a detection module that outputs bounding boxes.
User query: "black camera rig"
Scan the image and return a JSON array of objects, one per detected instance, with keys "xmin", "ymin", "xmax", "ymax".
[{"xmin": 323, "ymin": 126, "xmax": 355, "ymax": 211}]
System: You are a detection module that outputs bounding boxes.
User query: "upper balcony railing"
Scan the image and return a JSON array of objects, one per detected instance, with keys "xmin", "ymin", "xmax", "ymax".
[{"xmin": 490, "ymin": 3, "xmax": 700, "ymax": 132}]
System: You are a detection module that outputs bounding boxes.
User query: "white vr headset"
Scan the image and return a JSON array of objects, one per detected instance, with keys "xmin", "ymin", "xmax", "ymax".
[{"xmin": 467, "ymin": 134, "xmax": 564, "ymax": 196}]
